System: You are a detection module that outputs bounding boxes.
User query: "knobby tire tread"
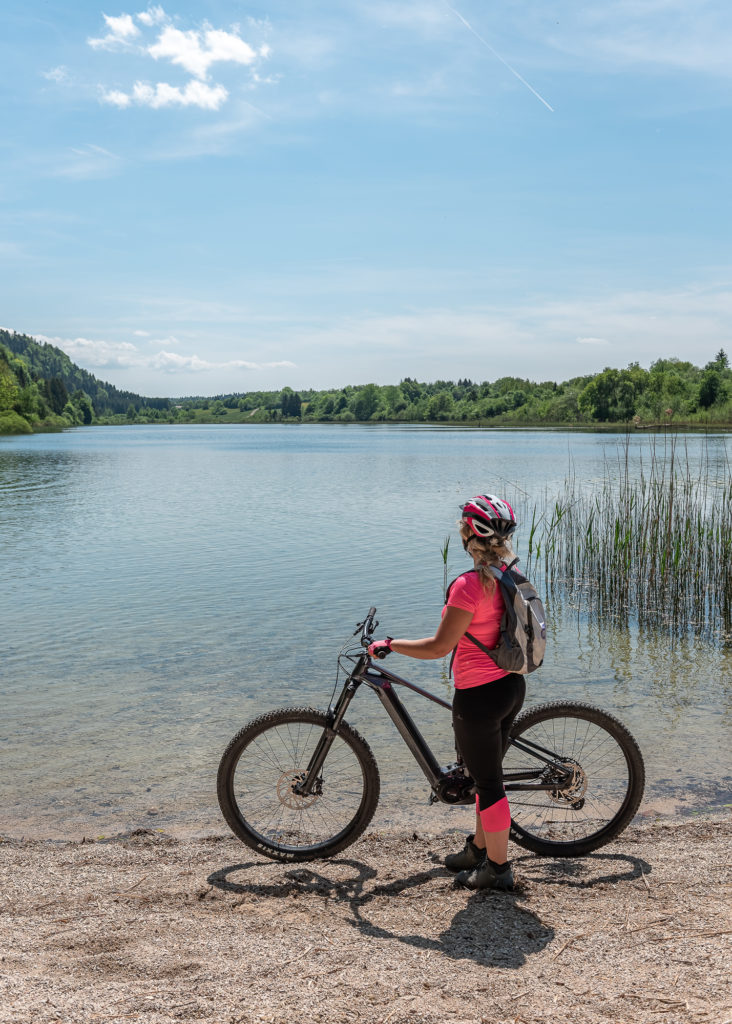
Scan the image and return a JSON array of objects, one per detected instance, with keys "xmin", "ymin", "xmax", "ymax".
[
  {"xmin": 508, "ymin": 700, "xmax": 645, "ymax": 857},
  {"xmin": 217, "ymin": 706, "xmax": 380, "ymax": 863}
]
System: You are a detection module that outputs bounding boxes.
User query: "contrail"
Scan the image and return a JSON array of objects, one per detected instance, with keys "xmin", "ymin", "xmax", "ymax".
[{"xmin": 444, "ymin": 2, "xmax": 554, "ymax": 113}]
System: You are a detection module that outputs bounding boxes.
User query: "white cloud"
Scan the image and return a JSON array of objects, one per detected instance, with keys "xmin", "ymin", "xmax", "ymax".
[
  {"xmin": 37, "ymin": 336, "xmax": 141, "ymax": 369},
  {"xmin": 42, "ymin": 66, "xmax": 70, "ymax": 83},
  {"xmin": 133, "ymin": 79, "xmax": 228, "ymax": 109},
  {"xmin": 137, "ymin": 5, "xmax": 167, "ymax": 27},
  {"xmin": 89, "ymin": 12, "xmax": 140, "ymax": 49},
  {"xmin": 90, "ymin": 12, "xmax": 269, "ymax": 115},
  {"xmin": 148, "ymin": 25, "xmax": 257, "ymax": 80},
  {"xmin": 151, "ymin": 350, "xmax": 295, "ymax": 372},
  {"xmin": 577, "ymin": 336, "xmax": 609, "ymax": 345},
  {"xmin": 103, "ymin": 80, "xmax": 229, "ymax": 110},
  {"xmin": 102, "ymin": 89, "xmax": 132, "ymax": 108},
  {"xmin": 34, "ymin": 334, "xmax": 294, "ymax": 375},
  {"xmin": 106, "ymin": 13, "xmax": 140, "ymax": 37},
  {"xmin": 133, "ymin": 329, "xmax": 150, "ymax": 336}
]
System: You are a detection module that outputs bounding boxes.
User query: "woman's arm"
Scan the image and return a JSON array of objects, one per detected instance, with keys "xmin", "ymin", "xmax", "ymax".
[{"xmin": 389, "ymin": 605, "xmax": 474, "ymax": 660}]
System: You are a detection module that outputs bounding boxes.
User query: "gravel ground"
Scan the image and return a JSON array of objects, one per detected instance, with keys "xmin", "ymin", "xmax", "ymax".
[{"xmin": 1, "ymin": 816, "xmax": 731, "ymax": 1024}]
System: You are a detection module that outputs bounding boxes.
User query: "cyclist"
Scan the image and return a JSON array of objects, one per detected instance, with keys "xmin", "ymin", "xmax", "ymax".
[{"xmin": 368, "ymin": 494, "xmax": 525, "ymax": 891}]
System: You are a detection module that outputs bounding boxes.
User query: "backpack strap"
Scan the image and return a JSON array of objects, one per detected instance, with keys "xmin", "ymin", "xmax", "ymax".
[{"xmin": 446, "ymin": 570, "xmax": 478, "ymax": 677}]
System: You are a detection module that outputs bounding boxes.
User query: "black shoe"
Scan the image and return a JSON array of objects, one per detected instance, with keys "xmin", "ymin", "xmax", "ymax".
[
  {"xmin": 444, "ymin": 834, "xmax": 485, "ymax": 873},
  {"xmin": 455, "ymin": 858, "xmax": 514, "ymax": 891}
]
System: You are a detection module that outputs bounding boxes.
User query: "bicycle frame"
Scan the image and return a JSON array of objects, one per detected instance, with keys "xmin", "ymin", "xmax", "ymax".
[{"xmin": 296, "ymin": 651, "xmax": 574, "ymax": 802}]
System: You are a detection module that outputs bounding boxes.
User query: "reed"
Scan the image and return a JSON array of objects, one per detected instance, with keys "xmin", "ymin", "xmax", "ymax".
[
  {"xmin": 521, "ymin": 437, "xmax": 732, "ymax": 644},
  {"xmin": 440, "ymin": 535, "xmax": 451, "ymax": 596}
]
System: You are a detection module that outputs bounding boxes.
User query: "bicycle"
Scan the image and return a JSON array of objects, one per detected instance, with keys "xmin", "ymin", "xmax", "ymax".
[{"xmin": 217, "ymin": 607, "xmax": 645, "ymax": 863}]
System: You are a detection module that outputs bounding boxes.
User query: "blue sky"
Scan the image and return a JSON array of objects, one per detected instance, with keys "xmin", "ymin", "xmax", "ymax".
[{"xmin": 2, "ymin": 1, "xmax": 731, "ymax": 397}]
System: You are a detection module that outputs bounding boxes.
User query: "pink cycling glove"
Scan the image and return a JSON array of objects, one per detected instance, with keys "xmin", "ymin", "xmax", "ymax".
[{"xmin": 368, "ymin": 637, "xmax": 394, "ymax": 659}]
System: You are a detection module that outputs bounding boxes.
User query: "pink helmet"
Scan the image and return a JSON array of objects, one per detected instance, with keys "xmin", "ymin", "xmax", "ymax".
[{"xmin": 460, "ymin": 494, "xmax": 517, "ymax": 539}]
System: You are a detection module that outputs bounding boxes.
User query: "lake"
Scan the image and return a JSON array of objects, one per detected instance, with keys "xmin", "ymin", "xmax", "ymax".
[{"xmin": 1, "ymin": 424, "xmax": 730, "ymax": 839}]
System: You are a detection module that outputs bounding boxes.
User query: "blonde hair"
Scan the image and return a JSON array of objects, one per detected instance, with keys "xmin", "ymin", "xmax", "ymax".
[{"xmin": 458, "ymin": 520, "xmax": 514, "ymax": 594}]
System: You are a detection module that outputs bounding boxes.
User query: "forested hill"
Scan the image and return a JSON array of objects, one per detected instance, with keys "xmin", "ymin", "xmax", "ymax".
[
  {"xmin": 0, "ymin": 329, "xmax": 167, "ymax": 416},
  {"xmin": 1, "ymin": 324, "xmax": 731, "ymax": 434}
]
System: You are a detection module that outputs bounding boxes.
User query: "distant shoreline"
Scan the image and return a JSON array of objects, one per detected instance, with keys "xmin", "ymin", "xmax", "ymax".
[{"xmin": 5, "ymin": 419, "xmax": 732, "ymax": 438}]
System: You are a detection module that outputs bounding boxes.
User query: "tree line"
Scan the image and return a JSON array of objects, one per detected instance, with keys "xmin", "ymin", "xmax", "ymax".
[
  {"xmin": 1, "ymin": 326, "xmax": 731, "ymax": 435},
  {"xmin": 171, "ymin": 352, "xmax": 732, "ymax": 427}
]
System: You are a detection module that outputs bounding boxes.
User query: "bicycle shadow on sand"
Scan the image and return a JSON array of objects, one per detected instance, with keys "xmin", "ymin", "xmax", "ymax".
[
  {"xmin": 208, "ymin": 857, "xmax": 555, "ymax": 968},
  {"xmin": 208, "ymin": 848, "xmax": 652, "ymax": 969}
]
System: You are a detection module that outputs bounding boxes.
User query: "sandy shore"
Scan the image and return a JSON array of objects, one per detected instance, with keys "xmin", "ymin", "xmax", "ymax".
[{"xmin": 1, "ymin": 816, "xmax": 731, "ymax": 1024}]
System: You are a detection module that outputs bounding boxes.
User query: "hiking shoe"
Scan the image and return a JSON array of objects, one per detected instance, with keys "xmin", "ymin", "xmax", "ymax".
[
  {"xmin": 454, "ymin": 859, "xmax": 514, "ymax": 891},
  {"xmin": 444, "ymin": 834, "xmax": 485, "ymax": 873}
]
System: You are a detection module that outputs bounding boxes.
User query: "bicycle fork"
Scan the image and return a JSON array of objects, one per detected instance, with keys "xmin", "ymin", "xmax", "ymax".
[{"xmin": 293, "ymin": 679, "xmax": 362, "ymax": 797}]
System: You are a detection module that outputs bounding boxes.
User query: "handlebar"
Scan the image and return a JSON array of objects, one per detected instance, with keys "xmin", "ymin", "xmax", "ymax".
[{"xmin": 354, "ymin": 607, "xmax": 378, "ymax": 649}]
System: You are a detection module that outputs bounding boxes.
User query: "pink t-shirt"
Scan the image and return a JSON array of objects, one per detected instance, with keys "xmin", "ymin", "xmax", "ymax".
[{"xmin": 446, "ymin": 570, "xmax": 508, "ymax": 689}]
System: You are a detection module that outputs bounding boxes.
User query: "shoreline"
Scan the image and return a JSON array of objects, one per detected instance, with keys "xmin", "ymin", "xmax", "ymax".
[
  {"xmin": 8, "ymin": 420, "xmax": 732, "ymax": 436},
  {"xmin": 2, "ymin": 813, "xmax": 730, "ymax": 1024},
  {"xmin": 2, "ymin": 783, "xmax": 729, "ymax": 846}
]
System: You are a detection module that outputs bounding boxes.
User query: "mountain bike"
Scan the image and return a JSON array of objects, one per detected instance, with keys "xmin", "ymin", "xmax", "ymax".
[{"xmin": 217, "ymin": 607, "xmax": 645, "ymax": 863}]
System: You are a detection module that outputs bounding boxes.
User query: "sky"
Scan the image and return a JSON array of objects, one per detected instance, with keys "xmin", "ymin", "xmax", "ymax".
[{"xmin": 2, "ymin": 0, "xmax": 731, "ymax": 397}]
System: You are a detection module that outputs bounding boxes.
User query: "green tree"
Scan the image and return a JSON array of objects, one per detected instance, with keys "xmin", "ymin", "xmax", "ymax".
[
  {"xmin": 351, "ymin": 383, "xmax": 380, "ymax": 420},
  {"xmin": 0, "ymin": 356, "xmax": 20, "ymax": 412},
  {"xmin": 47, "ymin": 377, "xmax": 69, "ymax": 415},
  {"xmin": 400, "ymin": 378, "xmax": 422, "ymax": 403},
  {"xmin": 427, "ymin": 392, "xmax": 454, "ymax": 420},
  {"xmin": 73, "ymin": 390, "xmax": 94, "ymax": 425},
  {"xmin": 579, "ymin": 367, "xmax": 643, "ymax": 422},
  {"xmin": 699, "ymin": 368, "xmax": 724, "ymax": 408}
]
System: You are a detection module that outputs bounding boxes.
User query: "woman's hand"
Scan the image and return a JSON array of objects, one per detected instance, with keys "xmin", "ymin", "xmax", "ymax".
[{"xmin": 368, "ymin": 638, "xmax": 393, "ymax": 659}]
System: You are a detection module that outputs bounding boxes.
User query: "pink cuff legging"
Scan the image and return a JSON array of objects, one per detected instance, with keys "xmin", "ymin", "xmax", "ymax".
[{"xmin": 452, "ymin": 672, "xmax": 526, "ymax": 832}]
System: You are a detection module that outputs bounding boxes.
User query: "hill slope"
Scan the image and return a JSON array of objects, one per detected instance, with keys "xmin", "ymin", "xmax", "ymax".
[{"xmin": 0, "ymin": 329, "xmax": 167, "ymax": 416}]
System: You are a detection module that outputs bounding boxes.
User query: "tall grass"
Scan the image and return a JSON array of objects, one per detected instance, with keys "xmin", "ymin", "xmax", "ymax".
[
  {"xmin": 440, "ymin": 535, "xmax": 451, "ymax": 597},
  {"xmin": 522, "ymin": 437, "xmax": 732, "ymax": 644}
]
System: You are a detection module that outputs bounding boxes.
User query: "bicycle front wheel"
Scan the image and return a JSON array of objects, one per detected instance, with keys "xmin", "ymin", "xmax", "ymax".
[
  {"xmin": 505, "ymin": 701, "xmax": 645, "ymax": 857},
  {"xmin": 217, "ymin": 707, "xmax": 380, "ymax": 862}
]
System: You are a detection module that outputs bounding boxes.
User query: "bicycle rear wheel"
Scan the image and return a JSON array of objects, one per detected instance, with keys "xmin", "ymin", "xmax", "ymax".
[
  {"xmin": 217, "ymin": 707, "xmax": 380, "ymax": 862},
  {"xmin": 505, "ymin": 701, "xmax": 645, "ymax": 857}
]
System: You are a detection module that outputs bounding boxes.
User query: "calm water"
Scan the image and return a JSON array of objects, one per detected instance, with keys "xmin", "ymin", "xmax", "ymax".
[{"xmin": 1, "ymin": 424, "xmax": 730, "ymax": 838}]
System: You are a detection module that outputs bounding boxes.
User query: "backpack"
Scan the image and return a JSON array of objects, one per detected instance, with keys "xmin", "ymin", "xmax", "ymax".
[{"xmin": 446, "ymin": 560, "xmax": 547, "ymax": 675}]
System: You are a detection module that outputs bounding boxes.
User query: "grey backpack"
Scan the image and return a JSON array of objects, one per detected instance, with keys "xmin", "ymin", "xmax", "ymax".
[{"xmin": 447, "ymin": 561, "xmax": 547, "ymax": 675}]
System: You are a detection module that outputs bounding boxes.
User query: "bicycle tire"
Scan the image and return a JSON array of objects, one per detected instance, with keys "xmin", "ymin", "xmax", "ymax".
[
  {"xmin": 505, "ymin": 700, "xmax": 645, "ymax": 857},
  {"xmin": 217, "ymin": 706, "xmax": 380, "ymax": 862}
]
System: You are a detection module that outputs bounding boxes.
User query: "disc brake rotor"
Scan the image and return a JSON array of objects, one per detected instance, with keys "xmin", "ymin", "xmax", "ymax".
[
  {"xmin": 548, "ymin": 757, "xmax": 588, "ymax": 806},
  {"xmin": 276, "ymin": 770, "xmax": 321, "ymax": 810}
]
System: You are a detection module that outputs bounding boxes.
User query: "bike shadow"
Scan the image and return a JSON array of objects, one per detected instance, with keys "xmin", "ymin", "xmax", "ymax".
[
  {"xmin": 504, "ymin": 850, "xmax": 653, "ymax": 889},
  {"xmin": 207, "ymin": 858, "xmax": 553, "ymax": 969}
]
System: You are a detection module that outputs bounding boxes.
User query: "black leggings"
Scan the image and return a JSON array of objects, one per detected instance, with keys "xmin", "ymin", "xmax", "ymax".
[{"xmin": 452, "ymin": 673, "xmax": 526, "ymax": 812}]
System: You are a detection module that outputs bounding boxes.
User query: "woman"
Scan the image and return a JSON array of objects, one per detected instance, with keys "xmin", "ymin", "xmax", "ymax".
[{"xmin": 368, "ymin": 494, "xmax": 525, "ymax": 891}]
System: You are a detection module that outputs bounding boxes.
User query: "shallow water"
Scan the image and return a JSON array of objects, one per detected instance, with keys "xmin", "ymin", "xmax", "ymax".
[{"xmin": 1, "ymin": 424, "xmax": 730, "ymax": 838}]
